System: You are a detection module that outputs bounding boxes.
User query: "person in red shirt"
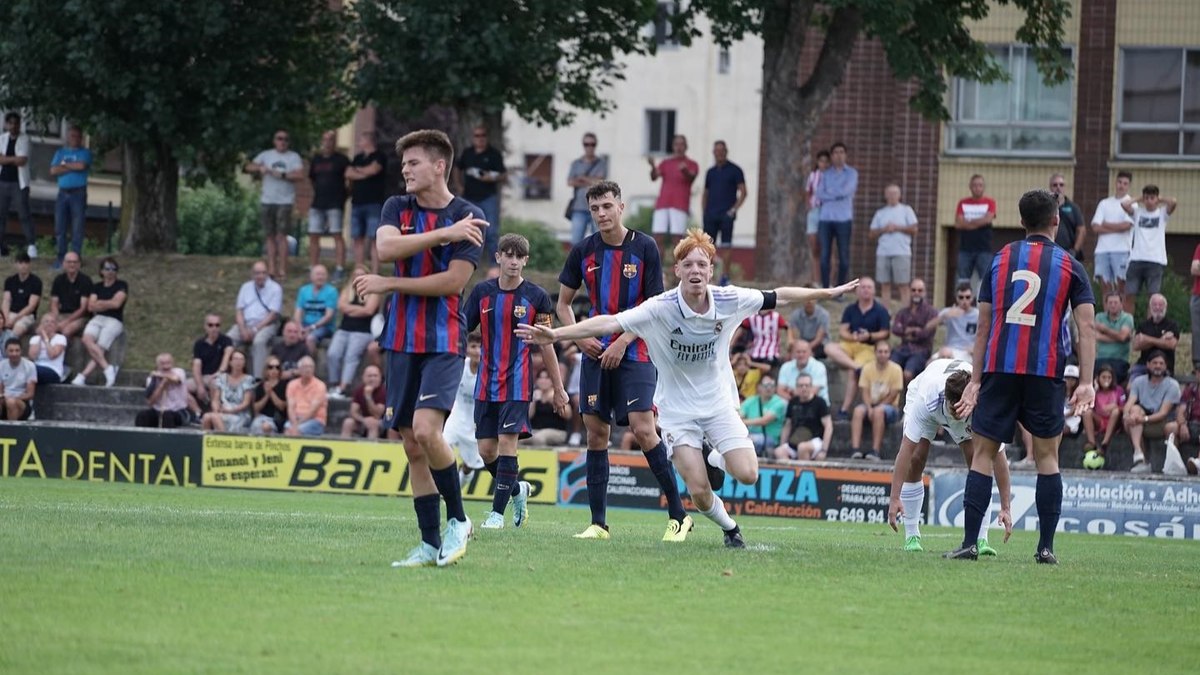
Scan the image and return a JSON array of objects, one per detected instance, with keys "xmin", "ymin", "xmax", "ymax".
[{"xmin": 647, "ymin": 134, "xmax": 698, "ymax": 252}]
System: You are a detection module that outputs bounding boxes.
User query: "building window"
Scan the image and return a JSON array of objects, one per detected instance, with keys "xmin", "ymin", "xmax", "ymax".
[
  {"xmin": 946, "ymin": 45, "xmax": 1073, "ymax": 157},
  {"xmin": 522, "ymin": 154, "xmax": 553, "ymax": 200},
  {"xmin": 645, "ymin": 109, "xmax": 676, "ymax": 155},
  {"xmin": 652, "ymin": 2, "xmax": 680, "ymax": 47},
  {"xmin": 718, "ymin": 48, "xmax": 731, "ymax": 75},
  {"xmin": 1117, "ymin": 48, "xmax": 1200, "ymax": 159}
]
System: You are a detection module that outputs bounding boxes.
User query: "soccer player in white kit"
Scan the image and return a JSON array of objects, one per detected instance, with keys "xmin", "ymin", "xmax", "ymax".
[
  {"xmin": 446, "ymin": 334, "xmax": 484, "ymax": 487},
  {"xmin": 519, "ymin": 230, "xmax": 857, "ymax": 546},
  {"xmin": 886, "ymin": 358, "xmax": 1013, "ymax": 553}
]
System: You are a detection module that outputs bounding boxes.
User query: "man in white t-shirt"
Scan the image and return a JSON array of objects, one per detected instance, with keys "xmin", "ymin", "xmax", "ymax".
[
  {"xmin": 1091, "ymin": 171, "xmax": 1135, "ymax": 301},
  {"xmin": 518, "ymin": 229, "xmax": 857, "ymax": 548},
  {"xmin": 228, "ymin": 260, "xmax": 283, "ymax": 378},
  {"xmin": 926, "ymin": 282, "xmax": 979, "ymax": 360},
  {"xmin": 28, "ymin": 314, "xmax": 67, "ymax": 385},
  {"xmin": 0, "ymin": 337, "xmax": 37, "ymax": 420},
  {"xmin": 868, "ymin": 184, "xmax": 919, "ymax": 306},
  {"xmin": 244, "ymin": 129, "xmax": 304, "ymax": 281},
  {"xmin": 1122, "ymin": 184, "xmax": 1178, "ymax": 303}
]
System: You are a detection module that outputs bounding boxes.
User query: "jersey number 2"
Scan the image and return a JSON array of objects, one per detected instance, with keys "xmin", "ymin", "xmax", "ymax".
[{"xmin": 1004, "ymin": 270, "xmax": 1040, "ymax": 327}]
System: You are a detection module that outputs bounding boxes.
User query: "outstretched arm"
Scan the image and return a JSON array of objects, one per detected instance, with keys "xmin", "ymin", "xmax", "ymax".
[
  {"xmin": 516, "ymin": 314, "xmax": 623, "ymax": 345},
  {"xmin": 774, "ymin": 279, "xmax": 859, "ymax": 309}
]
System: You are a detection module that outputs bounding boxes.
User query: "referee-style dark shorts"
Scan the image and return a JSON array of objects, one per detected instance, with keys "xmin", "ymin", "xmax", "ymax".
[
  {"xmin": 579, "ymin": 358, "xmax": 656, "ymax": 426},
  {"xmin": 474, "ymin": 400, "xmax": 532, "ymax": 440},
  {"xmin": 972, "ymin": 372, "xmax": 1066, "ymax": 443},
  {"xmin": 383, "ymin": 351, "xmax": 464, "ymax": 430}
]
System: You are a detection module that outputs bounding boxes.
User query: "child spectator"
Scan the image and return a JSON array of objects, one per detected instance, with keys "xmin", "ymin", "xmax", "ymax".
[
  {"xmin": 202, "ymin": 349, "xmax": 255, "ymax": 433},
  {"xmin": 327, "ymin": 265, "xmax": 380, "ymax": 398},
  {"xmin": 1083, "ymin": 364, "xmax": 1126, "ymax": 466},
  {"xmin": 341, "ymin": 364, "xmax": 385, "ymax": 439},
  {"xmin": 0, "ymin": 337, "xmax": 36, "ymax": 420},
  {"xmin": 28, "ymin": 314, "xmax": 66, "ymax": 385},
  {"xmin": 735, "ymin": 308, "xmax": 789, "ymax": 370},
  {"xmin": 731, "ymin": 352, "xmax": 763, "ymax": 401},
  {"xmin": 1062, "ymin": 364, "xmax": 1082, "ymax": 437}
]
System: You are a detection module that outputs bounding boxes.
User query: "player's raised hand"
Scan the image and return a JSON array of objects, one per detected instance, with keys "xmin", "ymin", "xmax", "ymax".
[
  {"xmin": 887, "ymin": 497, "xmax": 903, "ymax": 533},
  {"xmin": 1069, "ymin": 382, "xmax": 1095, "ymax": 417},
  {"xmin": 515, "ymin": 322, "xmax": 556, "ymax": 345},
  {"xmin": 441, "ymin": 214, "xmax": 489, "ymax": 247},
  {"xmin": 829, "ymin": 278, "xmax": 860, "ymax": 298},
  {"xmin": 354, "ymin": 274, "xmax": 392, "ymax": 297},
  {"xmin": 954, "ymin": 381, "xmax": 980, "ymax": 418},
  {"xmin": 997, "ymin": 508, "xmax": 1013, "ymax": 543}
]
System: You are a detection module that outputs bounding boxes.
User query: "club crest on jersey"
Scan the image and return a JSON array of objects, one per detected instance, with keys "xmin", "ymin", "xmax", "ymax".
[
  {"xmin": 714, "ymin": 321, "xmax": 724, "ymax": 334},
  {"xmin": 513, "ymin": 304, "xmax": 527, "ymax": 319},
  {"xmin": 385, "ymin": 406, "xmax": 394, "ymax": 419},
  {"xmin": 665, "ymin": 432, "xmax": 674, "ymax": 445},
  {"xmin": 622, "ymin": 263, "xmax": 637, "ymax": 279},
  {"xmin": 587, "ymin": 394, "xmax": 598, "ymax": 407}
]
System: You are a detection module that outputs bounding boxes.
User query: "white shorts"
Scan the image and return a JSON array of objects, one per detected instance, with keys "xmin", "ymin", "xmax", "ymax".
[
  {"xmin": 660, "ymin": 407, "xmax": 752, "ymax": 457},
  {"xmin": 943, "ymin": 347, "xmax": 971, "ymax": 361},
  {"xmin": 83, "ymin": 315, "xmax": 124, "ymax": 350},
  {"xmin": 652, "ymin": 208, "xmax": 689, "ymax": 235},
  {"xmin": 782, "ymin": 437, "xmax": 823, "ymax": 459},
  {"xmin": 444, "ymin": 408, "xmax": 482, "ymax": 469}
]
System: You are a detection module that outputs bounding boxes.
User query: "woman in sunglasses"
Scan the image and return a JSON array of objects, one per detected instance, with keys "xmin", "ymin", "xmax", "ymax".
[{"xmin": 72, "ymin": 256, "xmax": 127, "ymax": 387}]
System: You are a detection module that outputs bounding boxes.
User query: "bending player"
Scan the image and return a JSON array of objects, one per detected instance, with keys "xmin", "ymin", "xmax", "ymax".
[
  {"xmin": 887, "ymin": 358, "xmax": 1012, "ymax": 553},
  {"xmin": 466, "ymin": 233, "xmax": 570, "ymax": 529},
  {"xmin": 521, "ymin": 229, "xmax": 857, "ymax": 547},
  {"xmin": 355, "ymin": 130, "xmax": 486, "ymax": 568},
  {"xmin": 446, "ymin": 334, "xmax": 484, "ymax": 488}
]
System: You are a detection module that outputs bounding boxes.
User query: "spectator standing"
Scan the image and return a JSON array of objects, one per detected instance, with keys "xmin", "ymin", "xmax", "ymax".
[
  {"xmin": 345, "ymin": 131, "xmax": 388, "ymax": 273},
  {"xmin": 1131, "ymin": 293, "xmax": 1179, "ymax": 379},
  {"xmin": 135, "ymin": 353, "xmax": 189, "ymax": 428},
  {"xmin": 0, "ymin": 338, "xmax": 36, "ymax": 420},
  {"xmin": 307, "ymin": 130, "xmax": 350, "ymax": 279},
  {"xmin": 525, "ymin": 368, "xmax": 572, "ymax": 446},
  {"xmin": 701, "ymin": 140, "xmax": 747, "ymax": 283},
  {"xmin": 1049, "ymin": 173, "xmax": 1085, "ymax": 260},
  {"xmin": 953, "ymin": 174, "xmax": 996, "ymax": 292},
  {"xmin": 28, "ymin": 314, "xmax": 66, "ymax": 385},
  {"xmin": 293, "ymin": 264, "xmax": 338, "ymax": 352},
  {"xmin": 735, "ymin": 308, "xmax": 789, "ymax": 370},
  {"xmin": 889, "ymin": 278, "xmax": 938, "ymax": 384},
  {"xmin": 1122, "ymin": 185, "xmax": 1177, "ymax": 301},
  {"xmin": 341, "ymin": 363, "xmax": 385, "ymax": 439},
  {"xmin": 824, "ymin": 277, "xmax": 891, "ymax": 419},
  {"xmin": 868, "ymin": 184, "xmax": 919, "ymax": 306},
  {"xmin": 190, "ymin": 313, "xmax": 233, "ymax": 411},
  {"xmin": 3, "ymin": 252, "xmax": 42, "ymax": 338},
  {"xmin": 565, "ymin": 133, "xmax": 608, "ymax": 244},
  {"xmin": 850, "ymin": 341, "xmax": 903, "ymax": 460},
  {"xmin": 284, "ymin": 355, "xmax": 327, "ymax": 437},
  {"xmin": 250, "ymin": 357, "xmax": 288, "ymax": 436},
  {"xmin": 927, "ymin": 282, "xmax": 979, "ymax": 360},
  {"xmin": 1090, "ymin": 171, "xmax": 1134, "ymax": 300},
  {"xmin": 270, "ymin": 321, "xmax": 310, "ymax": 382},
  {"xmin": 327, "ymin": 265, "xmax": 381, "ymax": 398},
  {"xmin": 786, "ymin": 292, "xmax": 830, "ymax": 359},
  {"xmin": 773, "ymin": 373, "xmax": 832, "ymax": 461},
  {"xmin": 815, "ymin": 142, "xmax": 858, "ymax": 288},
  {"xmin": 201, "ymin": 350, "xmax": 254, "ymax": 433},
  {"xmin": 72, "ymin": 257, "xmax": 126, "ymax": 387},
  {"xmin": 455, "ymin": 125, "xmax": 506, "ymax": 265},
  {"xmin": 228, "ymin": 260, "xmax": 282, "ymax": 378},
  {"xmin": 647, "ymin": 134, "xmax": 699, "ymax": 252},
  {"xmin": 740, "ymin": 376, "xmax": 787, "ymax": 457},
  {"xmin": 49, "ymin": 125, "xmax": 92, "ymax": 268},
  {"xmin": 0, "ymin": 112, "xmax": 34, "ymax": 258},
  {"xmin": 49, "ymin": 251, "xmax": 91, "ymax": 338},
  {"xmin": 1123, "ymin": 351, "xmax": 1181, "ymax": 474},
  {"xmin": 1094, "ymin": 291, "xmax": 1134, "ymax": 384},
  {"xmin": 245, "ymin": 129, "xmax": 304, "ymax": 281},
  {"xmin": 776, "ymin": 339, "xmax": 829, "ymax": 404},
  {"xmin": 805, "ymin": 150, "xmax": 830, "ymax": 286}
]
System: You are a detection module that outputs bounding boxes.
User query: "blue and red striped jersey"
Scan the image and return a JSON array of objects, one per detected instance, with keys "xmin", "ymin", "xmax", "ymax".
[
  {"xmin": 558, "ymin": 229, "xmax": 663, "ymax": 363},
  {"xmin": 378, "ymin": 195, "xmax": 483, "ymax": 356},
  {"xmin": 979, "ymin": 235, "xmax": 1094, "ymax": 378},
  {"xmin": 466, "ymin": 279, "xmax": 554, "ymax": 402}
]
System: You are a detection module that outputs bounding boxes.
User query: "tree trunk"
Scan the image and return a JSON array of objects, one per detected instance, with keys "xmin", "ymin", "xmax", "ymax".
[{"xmin": 121, "ymin": 141, "xmax": 179, "ymax": 253}]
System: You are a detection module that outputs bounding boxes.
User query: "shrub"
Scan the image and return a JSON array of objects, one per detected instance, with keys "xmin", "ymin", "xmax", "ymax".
[
  {"xmin": 500, "ymin": 218, "xmax": 566, "ymax": 272},
  {"xmin": 177, "ymin": 183, "xmax": 262, "ymax": 257}
]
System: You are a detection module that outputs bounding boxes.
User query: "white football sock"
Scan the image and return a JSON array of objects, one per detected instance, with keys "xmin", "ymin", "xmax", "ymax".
[
  {"xmin": 700, "ymin": 495, "xmax": 737, "ymax": 531},
  {"xmin": 707, "ymin": 449, "xmax": 727, "ymax": 471},
  {"xmin": 899, "ymin": 482, "xmax": 924, "ymax": 538}
]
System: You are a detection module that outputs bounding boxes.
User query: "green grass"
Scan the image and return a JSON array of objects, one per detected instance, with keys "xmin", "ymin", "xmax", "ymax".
[{"xmin": 0, "ymin": 478, "xmax": 1195, "ymax": 675}]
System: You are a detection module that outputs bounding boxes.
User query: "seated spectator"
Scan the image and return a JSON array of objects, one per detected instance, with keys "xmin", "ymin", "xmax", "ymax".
[
  {"xmin": 28, "ymin": 314, "xmax": 66, "ymax": 385},
  {"xmin": 284, "ymin": 356, "xmax": 327, "ymax": 436},
  {"xmin": 773, "ymin": 373, "xmax": 832, "ymax": 461},
  {"xmin": 328, "ymin": 265, "xmax": 381, "ymax": 398},
  {"xmin": 740, "ymin": 376, "xmax": 787, "ymax": 456},
  {"xmin": 889, "ymin": 278, "xmax": 937, "ymax": 384},
  {"xmin": 777, "ymin": 339, "xmax": 829, "ymax": 403},
  {"xmin": 294, "ymin": 264, "xmax": 338, "ymax": 352},
  {"xmin": 135, "ymin": 353, "xmax": 189, "ymax": 428},
  {"xmin": 1130, "ymin": 293, "xmax": 1178, "ymax": 380},
  {"xmin": 201, "ymin": 349, "xmax": 255, "ymax": 433},
  {"xmin": 72, "ymin": 256, "xmax": 127, "ymax": 387},
  {"xmin": 787, "ymin": 291, "xmax": 830, "ymax": 359},
  {"xmin": 732, "ymin": 352, "xmax": 765, "ymax": 401},
  {"xmin": 1173, "ymin": 363, "xmax": 1200, "ymax": 475},
  {"xmin": 228, "ymin": 260, "xmax": 282, "ymax": 378},
  {"xmin": 49, "ymin": 251, "xmax": 92, "ymax": 339},
  {"xmin": 271, "ymin": 321, "xmax": 310, "ymax": 382},
  {"xmin": 250, "ymin": 357, "xmax": 288, "ymax": 435},
  {"xmin": 734, "ymin": 308, "xmax": 789, "ymax": 370},
  {"xmin": 868, "ymin": 184, "xmax": 919, "ymax": 306},
  {"xmin": 850, "ymin": 341, "xmax": 903, "ymax": 460},
  {"xmin": 927, "ymin": 283, "xmax": 979, "ymax": 360},
  {"xmin": 0, "ymin": 338, "xmax": 36, "ymax": 421},
  {"xmin": 824, "ymin": 276, "xmax": 890, "ymax": 419},
  {"xmin": 2, "ymin": 252, "xmax": 42, "ymax": 339},
  {"xmin": 1083, "ymin": 364, "xmax": 1125, "ymax": 464},
  {"xmin": 1062, "ymin": 364, "xmax": 1082, "ymax": 436},
  {"xmin": 525, "ymin": 368, "xmax": 571, "ymax": 446},
  {"xmin": 341, "ymin": 364, "xmax": 385, "ymax": 439},
  {"xmin": 189, "ymin": 313, "xmax": 233, "ymax": 411},
  {"xmin": 1123, "ymin": 350, "xmax": 1180, "ymax": 474},
  {"xmin": 1092, "ymin": 291, "xmax": 1134, "ymax": 385}
]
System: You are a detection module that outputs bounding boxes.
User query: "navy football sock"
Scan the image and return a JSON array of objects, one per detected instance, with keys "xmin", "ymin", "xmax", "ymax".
[
  {"xmin": 1036, "ymin": 473, "xmax": 1063, "ymax": 553},
  {"xmin": 484, "ymin": 459, "xmax": 499, "ymax": 478},
  {"xmin": 585, "ymin": 449, "xmax": 609, "ymax": 527},
  {"xmin": 431, "ymin": 464, "xmax": 466, "ymax": 522},
  {"xmin": 961, "ymin": 470, "xmax": 993, "ymax": 548},
  {"xmin": 492, "ymin": 455, "xmax": 519, "ymax": 515},
  {"xmin": 413, "ymin": 494, "xmax": 441, "ymax": 548},
  {"xmin": 644, "ymin": 441, "xmax": 687, "ymax": 521}
]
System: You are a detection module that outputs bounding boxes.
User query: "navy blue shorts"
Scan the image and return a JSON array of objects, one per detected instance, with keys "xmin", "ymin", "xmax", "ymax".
[
  {"xmin": 972, "ymin": 372, "xmax": 1066, "ymax": 443},
  {"xmin": 579, "ymin": 358, "xmax": 656, "ymax": 426},
  {"xmin": 383, "ymin": 351, "xmax": 464, "ymax": 430},
  {"xmin": 473, "ymin": 400, "xmax": 531, "ymax": 439}
]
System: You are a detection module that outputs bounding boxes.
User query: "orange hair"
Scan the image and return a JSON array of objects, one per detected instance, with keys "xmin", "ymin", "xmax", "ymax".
[{"xmin": 672, "ymin": 228, "xmax": 716, "ymax": 263}]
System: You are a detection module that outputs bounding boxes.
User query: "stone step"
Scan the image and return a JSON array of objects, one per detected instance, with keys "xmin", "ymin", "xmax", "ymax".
[{"xmin": 35, "ymin": 385, "xmax": 147, "ymax": 407}]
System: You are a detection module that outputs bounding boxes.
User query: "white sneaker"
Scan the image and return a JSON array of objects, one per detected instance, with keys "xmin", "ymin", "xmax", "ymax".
[
  {"xmin": 436, "ymin": 517, "xmax": 473, "ymax": 567},
  {"xmin": 71, "ymin": 373, "xmax": 86, "ymax": 386},
  {"xmin": 512, "ymin": 481, "xmax": 530, "ymax": 528},
  {"xmin": 1131, "ymin": 458, "xmax": 1151, "ymax": 474},
  {"xmin": 328, "ymin": 388, "xmax": 347, "ymax": 400},
  {"xmin": 26, "ymin": 244, "xmax": 37, "ymax": 259},
  {"xmin": 103, "ymin": 364, "xmax": 118, "ymax": 387},
  {"xmin": 480, "ymin": 511, "xmax": 505, "ymax": 529},
  {"xmin": 567, "ymin": 432, "xmax": 582, "ymax": 446},
  {"xmin": 391, "ymin": 542, "xmax": 438, "ymax": 568}
]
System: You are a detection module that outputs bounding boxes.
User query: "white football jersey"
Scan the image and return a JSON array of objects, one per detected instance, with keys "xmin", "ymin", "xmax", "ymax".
[
  {"xmin": 445, "ymin": 361, "xmax": 478, "ymax": 435},
  {"xmin": 902, "ymin": 358, "xmax": 973, "ymax": 445},
  {"xmin": 616, "ymin": 284, "xmax": 765, "ymax": 419}
]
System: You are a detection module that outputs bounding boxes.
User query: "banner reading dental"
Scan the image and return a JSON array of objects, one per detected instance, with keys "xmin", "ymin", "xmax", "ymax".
[
  {"xmin": 558, "ymin": 451, "xmax": 926, "ymax": 521},
  {"xmin": 932, "ymin": 471, "xmax": 1200, "ymax": 540},
  {"xmin": 0, "ymin": 423, "xmax": 201, "ymax": 486},
  {"xmin": 201, "ymin": 434, "xmax": 556, "ymax": 503}
]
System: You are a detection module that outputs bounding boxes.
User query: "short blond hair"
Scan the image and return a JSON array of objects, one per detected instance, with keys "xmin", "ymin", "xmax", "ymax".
[{"xmin": 672, "ymin": 228, "xmax": 717, "ymax": 263}]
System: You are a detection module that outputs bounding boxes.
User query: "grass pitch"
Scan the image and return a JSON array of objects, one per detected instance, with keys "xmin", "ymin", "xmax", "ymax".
[{"xmin": 0, "ymin": 478, "xmax": 1194, "ymax": 675}]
